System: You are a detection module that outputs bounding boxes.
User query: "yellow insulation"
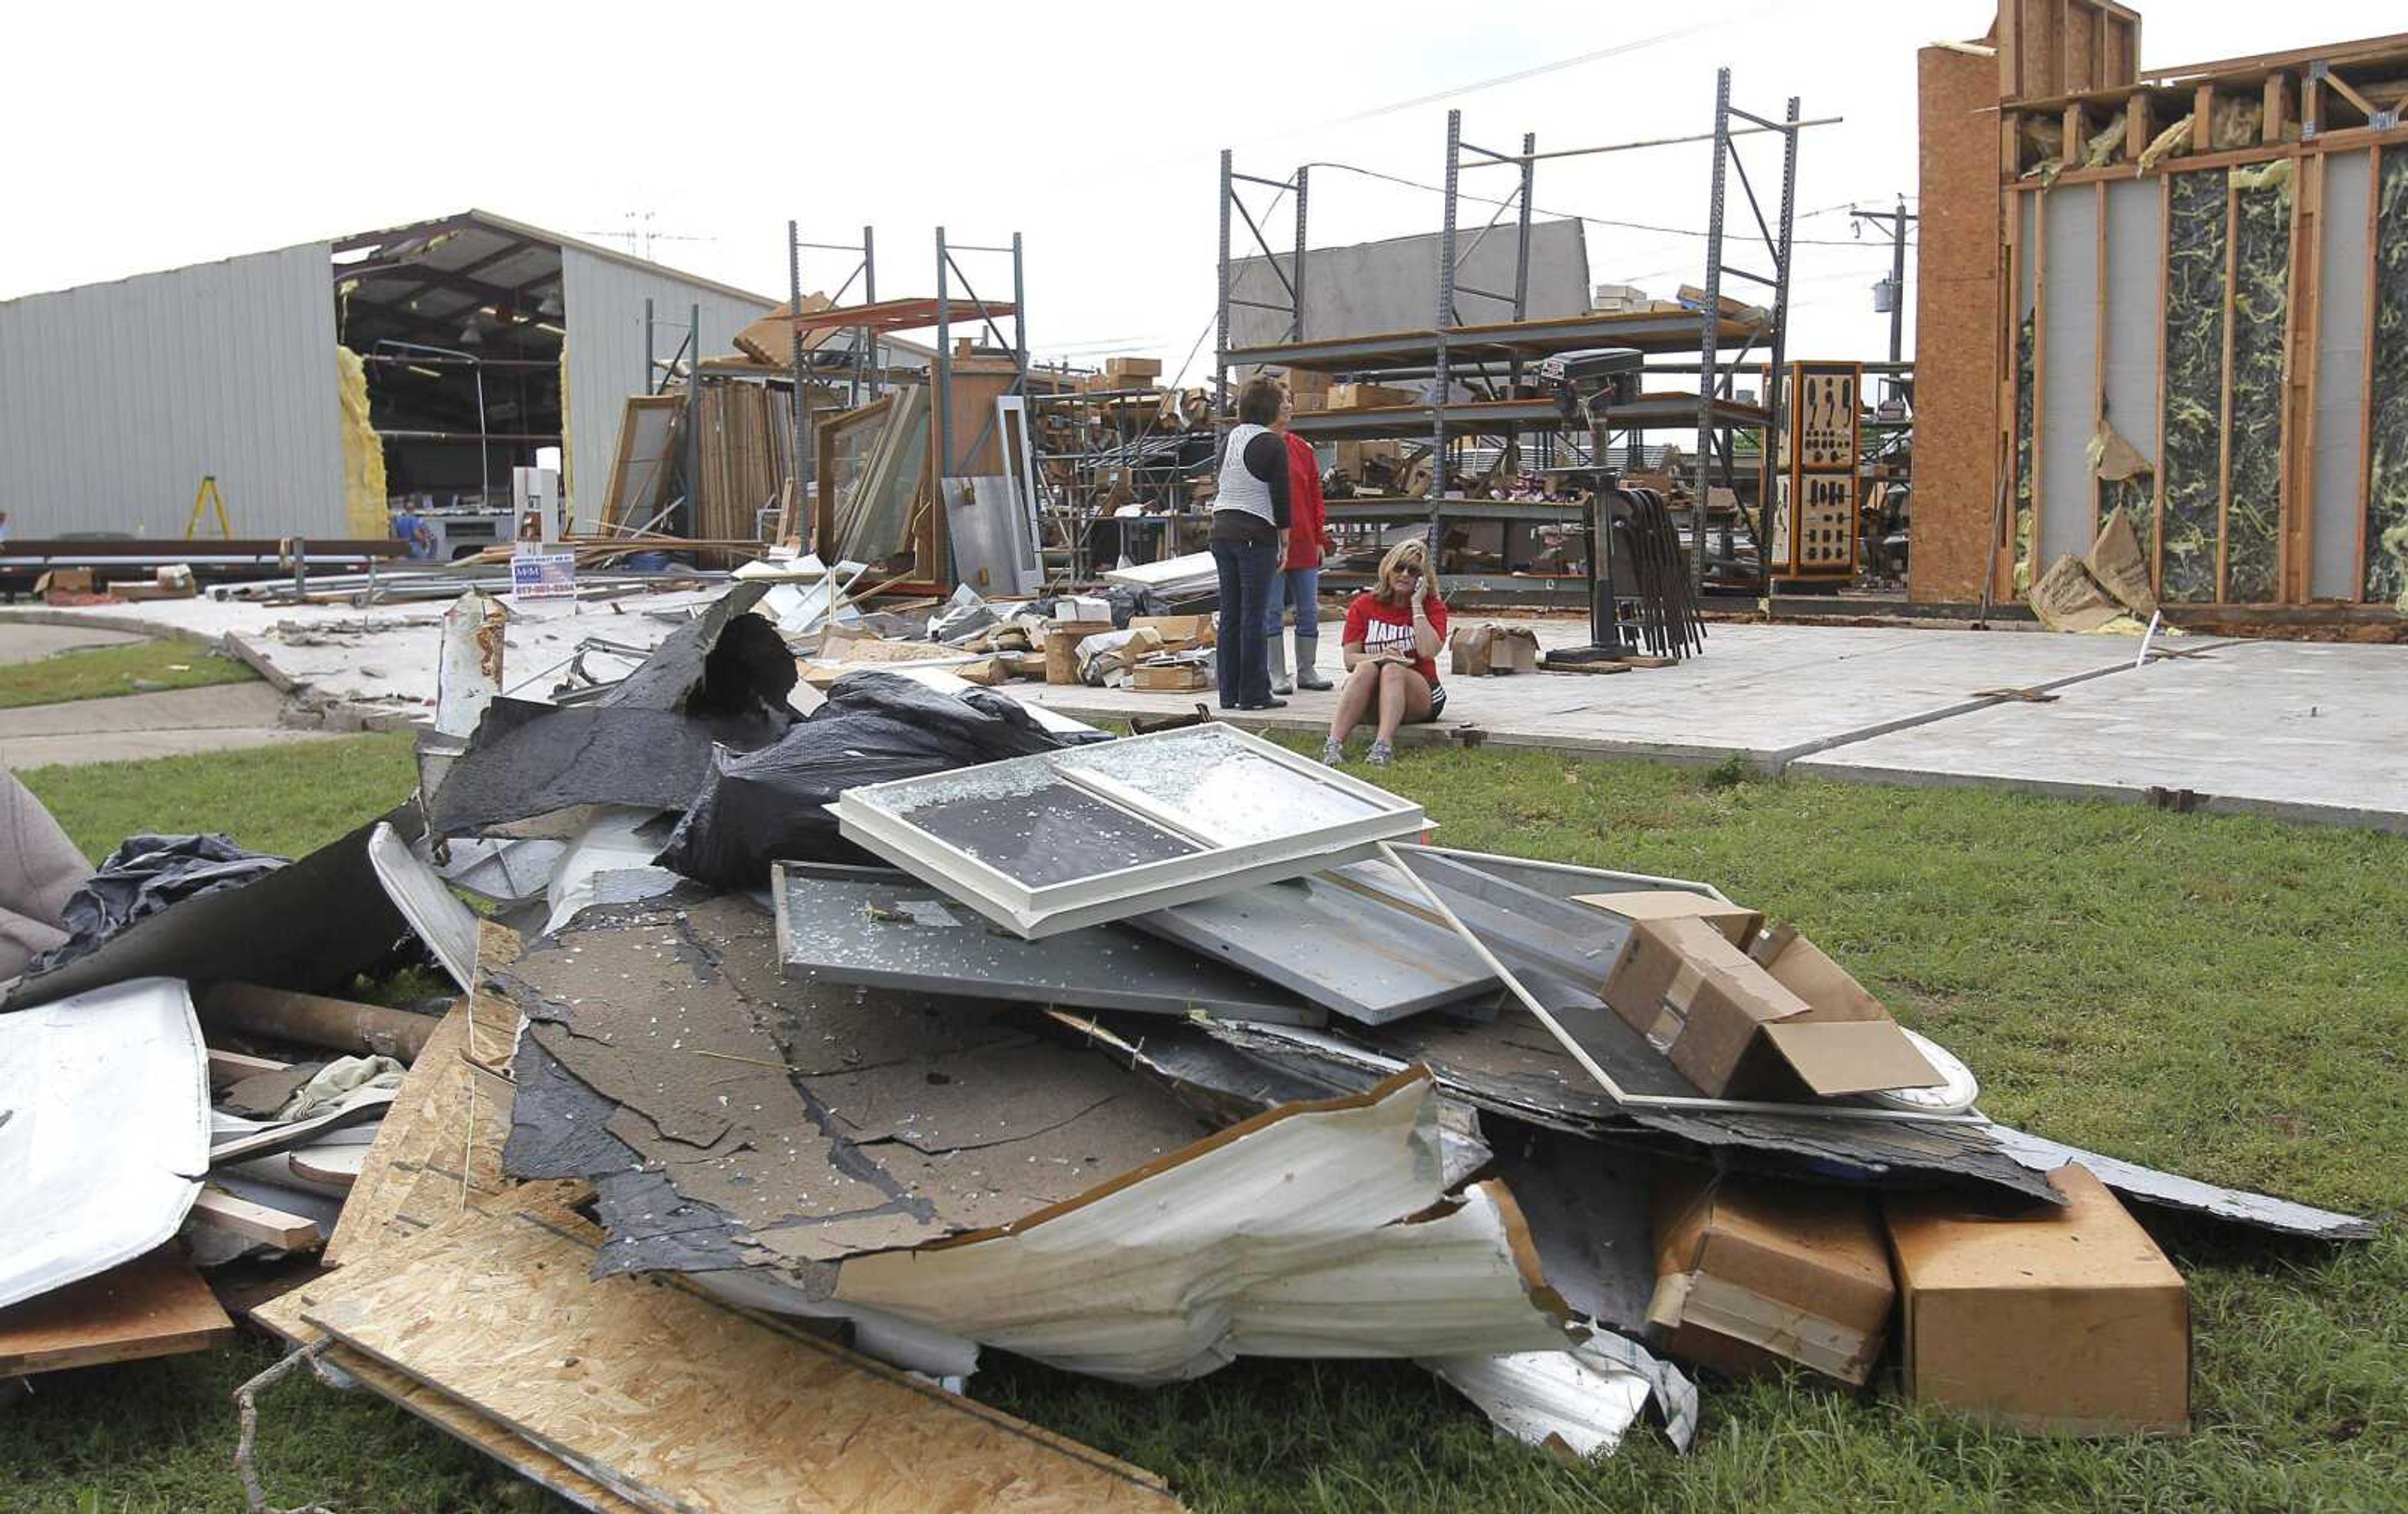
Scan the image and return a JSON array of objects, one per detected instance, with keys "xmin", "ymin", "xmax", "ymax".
[{"xmin": 336, "ymin": 346, "xmax": 388, "ymax": 539}]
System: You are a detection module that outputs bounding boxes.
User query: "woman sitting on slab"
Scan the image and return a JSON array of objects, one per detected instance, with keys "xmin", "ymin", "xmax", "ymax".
[{"xmin": 1323, "ymin": 539, "xmax": 1448, "ymax": 767}]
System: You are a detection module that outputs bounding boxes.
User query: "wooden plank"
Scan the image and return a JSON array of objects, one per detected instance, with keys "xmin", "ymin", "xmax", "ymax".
[
  {"xmin": 2126, "ymin": 92, "xmax": 2154, "ymax": 164},
  {"xmin": 2030, "ymin": 189, "xmax": 2051, "ymax": 590},
  {"xmin": 252, "ymin": 1289, "xmax": 659, "ymax": 1514},
  {"xmin": 208, "ymin": 1089, "xmax": 393, "ymax": 1167},
  {"xmin": 2264, "ymin": 73, "xmax": 2294, "ymax": 144},
  {"xmin": 190, "ymin": 1188, "xmax": 322, "ymax": 1252},
  {"xmin": 2193, "ymin": 84, "xmax": 2216, "ymax": 154},
  {"xmin": 2094, "ymin": 179, "xmax": 2111, "ymax": 538},
  {"xmin": 2216, "ymin": 179, "xmax": 2241, "ymax": 603},
  {"xmin": 298, "ymin": 1209, "xmax": 1185, "ymax": 1513},
  {"xmin": 2284, "ymin": 153, "xmax": 2324, "ymax": 600},
  {"xmin": 2357, "ymin": 142, "xmax": 2382, "ymax": 600},
  {"xmin": 2306, "ymin": 71, "xmax": 2326, "ymax": 139},
  {"xmin": 2154, "ymin": 171, "xmax": 2172, "ymax": 596},
  {"xmin": 290, "ymin": 1143, "xmax": 369, "ymax": 1190},
  {"xmin": 208, "ymin": 1047, "xmax": 292, "ymax": 1087},
  {"xmin": 0, "ymin": 1250, "xmax": 234, "ymax": 1377}
]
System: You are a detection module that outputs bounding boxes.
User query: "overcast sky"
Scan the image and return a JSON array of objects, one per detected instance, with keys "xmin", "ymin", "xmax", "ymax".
[{"xmin": 5, "ymin": 1, "xmax": 2394, "ymax": 381}]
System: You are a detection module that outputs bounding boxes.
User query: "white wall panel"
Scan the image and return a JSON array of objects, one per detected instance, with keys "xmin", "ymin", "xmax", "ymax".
[
  {"xmin": 2039, "ymin": 186, "xmax": 2099, "ymax": 564},
  {"xmin": 2101, "ymin": 177, "xmax": 2162, "ymax": 469},
  {"xmin": 2311, "ymin": 151, "xmax": 2373, "ymax": 600}
]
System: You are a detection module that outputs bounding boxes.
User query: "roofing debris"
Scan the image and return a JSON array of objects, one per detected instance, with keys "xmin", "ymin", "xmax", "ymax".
[{"xmin": 0, "ymin": 580, "xmax": 2379, "ymax": 1510}]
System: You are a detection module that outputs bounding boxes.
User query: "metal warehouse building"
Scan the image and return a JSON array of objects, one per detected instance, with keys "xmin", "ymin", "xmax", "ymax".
[{"xmin": 0, "ymin": 209, "xmax": 782, "ymax": 542}]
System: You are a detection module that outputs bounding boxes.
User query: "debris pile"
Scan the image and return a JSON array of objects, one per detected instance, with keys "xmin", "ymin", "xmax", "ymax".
[{"xmin": 0, "ymin": 583, "xmax": 2377, "ymax": 1510}]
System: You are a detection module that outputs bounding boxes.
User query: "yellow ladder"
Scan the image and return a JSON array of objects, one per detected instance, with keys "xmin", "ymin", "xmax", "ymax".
[{"xmin": 185, "ymin": 475, "xmax": 233, "ymax": 539}]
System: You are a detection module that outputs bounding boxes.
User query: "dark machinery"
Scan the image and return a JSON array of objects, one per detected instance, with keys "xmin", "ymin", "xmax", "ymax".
[{"xmin": 1535, "ymin": 349, "xmax": 1707, "ymax": 662}]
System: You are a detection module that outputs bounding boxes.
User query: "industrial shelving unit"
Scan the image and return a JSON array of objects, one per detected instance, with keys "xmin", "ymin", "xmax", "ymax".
[{"xmin": 1213, "ymin": 70, "xmax": 1812, "ymax": 599}]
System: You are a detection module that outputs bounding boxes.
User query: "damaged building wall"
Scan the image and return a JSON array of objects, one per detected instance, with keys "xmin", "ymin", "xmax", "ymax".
[
  {"xmin": 0, "ymin": 241, "xmax": 348, "ymax": 540},
  {"xmin": 559, "ymin": 245, "xmax": 774, "ymax": 526},
  {"xmin": 1924, "ymin": 14, "xmax": 2408, "ymax": 615}
]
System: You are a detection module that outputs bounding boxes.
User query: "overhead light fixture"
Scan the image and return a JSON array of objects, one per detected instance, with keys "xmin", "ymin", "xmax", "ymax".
[
  {"xmin": 458, "ymin": 319, "xmax": 482, "ymax": 347},
  {"xmin": 537, "ymin": 290, "xmax": 563, "ymax": 318}
]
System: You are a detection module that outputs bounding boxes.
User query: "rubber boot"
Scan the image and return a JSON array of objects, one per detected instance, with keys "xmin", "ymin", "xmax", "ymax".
[
  {"xmin": 1269, "ymin": 635, "xmax": 1292, "ymax": 696},
  {"xmin": 1294, "ymin": 635, "xmax": 1333, "ymax": 691}
]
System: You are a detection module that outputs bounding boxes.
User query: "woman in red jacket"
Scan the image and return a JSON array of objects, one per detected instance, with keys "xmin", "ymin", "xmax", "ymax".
[
  {"xmin": 1323, "ymin": 539, "xmax": 1447, "ymax": 767},
  {"xmin": 1267, "ymin": 388, "xmax": 1333, "ymax": 693}
]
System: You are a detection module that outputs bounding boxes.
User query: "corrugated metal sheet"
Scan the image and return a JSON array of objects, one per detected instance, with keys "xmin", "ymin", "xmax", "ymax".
[
  {"xmin": 559, "ymin": 248, "xmax": 772, "ymax": 521},
  {"xmin": 0, "ymin": 243, "xmax": 345, "ymax": 539}
]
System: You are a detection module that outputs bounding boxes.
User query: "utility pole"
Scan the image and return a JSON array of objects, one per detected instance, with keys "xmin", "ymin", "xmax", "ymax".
[{"xmin": 1851, "ymin": 196, "xmax": 1917, "ymax": 364}]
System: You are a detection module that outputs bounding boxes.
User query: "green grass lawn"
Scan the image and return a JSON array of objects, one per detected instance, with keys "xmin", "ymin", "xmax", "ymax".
[
  {"xmin": 0, "ymin": 636, "xmax": 257, "ymax": 709},
  {"xmin": 5, "ymin": 735, "xmax": 2403, "ymax": 1513}
]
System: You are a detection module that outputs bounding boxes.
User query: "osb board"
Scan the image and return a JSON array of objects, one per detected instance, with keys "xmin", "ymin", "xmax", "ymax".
[
  {"xmin": 298, "ymin": 1209, "xmax": 1183, "ymax": 1513},
  {"xmin": 0, "ymin": 1248, "xmax": 233, "ymax": 1376},
  {"xmin": 324, "ymin": 921, "xmax": 523, "ymax": 1267},
  {"xmin": 1911, "ymin": 43, "xmax": 2005, "ymax": 603},
  {"xmin": 253, "ymin": 1284, "xmax": 656, "ymax": 1514}
]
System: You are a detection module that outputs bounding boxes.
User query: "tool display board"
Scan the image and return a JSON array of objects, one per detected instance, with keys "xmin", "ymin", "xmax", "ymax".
[{"xmin": 1765, "ymin": 361, "xmax": 1861, "ymax": 583}]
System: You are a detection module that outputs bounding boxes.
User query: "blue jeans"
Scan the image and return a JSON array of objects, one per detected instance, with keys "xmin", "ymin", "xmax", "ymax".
[
  {"xmin": 1265, "ymin": 566, "xmax": 1321, "ymax": 659},
  {"xmin": 1211, "ymin": 534, "xmax": 1280, "ymax": 707}
]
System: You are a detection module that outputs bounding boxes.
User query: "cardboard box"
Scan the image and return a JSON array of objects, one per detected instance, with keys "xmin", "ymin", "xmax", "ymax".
[
  {"xmin": 1103, "ymin": 356, "xmax": 1162, "ymax": 382},
  {"xmin": 34, "ymin": 567, "xmax": 96, "ymax": 603},
  {"xmin": 1447, "ymin": 624, "xmax": 1540, "ymax": 676},
  {"xmin": 1748, "ymin": 924, "xmax": 1891, "ymax": 1022},
  {"xmin": 1886, "ymin": 1163, "xmax": 2190, "ymax": 1436},
  {"xmin": 1575, "ymin": 890, "xmax": 1763, "ymax": 948},
  {"xmin": 1131, "ymin": 614, "xmax": 1215, "ymax": 650},
  {"xmin": 1132, "ymin": 660, "xmax": 1211, "ymax": 692},
  {"xmin": 1328, "ymin": 382, "xmax": 1420, "ymax": 411},
  {"xmin": 1600, "ymin": 917, "xmax": 1943, "ymax": 1099},
  {"xmin": 1043, "ymin": 620, "xmax": 1115, "ymax": 685},
  {"xmin": 1649, "ymin": 1169, "xmax": 1894, "ymax": 1385}
]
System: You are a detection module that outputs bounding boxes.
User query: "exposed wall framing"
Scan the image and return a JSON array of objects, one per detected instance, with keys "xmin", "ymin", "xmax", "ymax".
[
  {"xmin": 1920, "ymin": 14, "xmax": 2408, "ymax": 614},
  {"xmin": 2158, "ymin": 168, "xmax": 2228, "ymax": 601}
]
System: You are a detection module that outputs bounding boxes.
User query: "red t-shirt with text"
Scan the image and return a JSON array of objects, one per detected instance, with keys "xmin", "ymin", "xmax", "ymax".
[{"xmin": 1343, "ymin": 591, "xmax": 1447, "ymax": 689}]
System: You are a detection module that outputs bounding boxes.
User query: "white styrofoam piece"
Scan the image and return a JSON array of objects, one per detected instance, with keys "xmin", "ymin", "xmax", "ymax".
[{"xmin": 0, "ymin": 977, "xmax": 211, "ymax": 1310}]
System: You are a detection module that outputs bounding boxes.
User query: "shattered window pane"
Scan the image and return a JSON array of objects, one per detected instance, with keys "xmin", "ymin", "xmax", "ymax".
[
  {"xmin": 906, "ymin": 783, "xmax": 1200, "ymax": 887},
  {"xmin": 1059, "ymin": 724, "xmax": 1387, "ymax": 847}
]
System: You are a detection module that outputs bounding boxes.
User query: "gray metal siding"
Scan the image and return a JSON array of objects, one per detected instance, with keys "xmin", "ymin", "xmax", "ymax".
[
  {"xmin": 559, "ymin": 248, "xmax": 773, "ymax": 519},
  {"xmin": 0, "ymin": 243, "xmax": 345, "ymax": 539},
  {"xmin": 2039, "ymin": 186, "xmax": 2099, "ymax": 564},
  {"xmin": 2311, "ymin": 150, "xmax": 2372, "ymax": 600},
  {"xmin": 2101, "ymin": 177, "xmax": 2162, "ymax": 469}
]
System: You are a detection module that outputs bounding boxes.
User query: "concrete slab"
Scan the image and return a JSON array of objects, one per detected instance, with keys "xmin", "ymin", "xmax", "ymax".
[
  {"xmin": 1010, "ymin": 621, "xmax": 2178, "ymax": 769},
  {"xmin": 0, "ymin": 623, "xmax": 148, "ymax": 664},
  {"xmin": 0, "ymin": 684, "xmax": 343, "ymax": 771},
  {"xmin": 1792, "ymin": 639, "xmax": 2408, "ymax": 832}
]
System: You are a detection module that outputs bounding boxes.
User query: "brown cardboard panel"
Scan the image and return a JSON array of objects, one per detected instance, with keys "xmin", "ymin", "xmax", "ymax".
[
  {"xmin": 1647, "ymin": 1170, "xmax": 1892, "ymax": 1385},
  {"xmin": 1045, "ymin": 621, "xmax": 1116, "ymax": 684},
  {"xmin": 1602, "ymin": 918, "xmax": 1810, "ymax": 1097},
  {"xmin": 1576, "ymin": 891, "xmax": 1764, "ymax": 948},
  {"xmin": 1747, "ymin": 924, "xmax": 1888, "ymax": 1023},
  {"xmin": 1762, "ymin": 1020, "xmax": 1946, "ymax": 1097},
  {"xmin": 1886, "ymin": 1163, "xmax": 2191, "ymax": 1435}
]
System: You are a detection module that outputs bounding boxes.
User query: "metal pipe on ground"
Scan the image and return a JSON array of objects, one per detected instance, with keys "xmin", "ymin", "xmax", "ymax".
[{"xmin": 196, "ymin": 982, "xmax": 438, "ymax": 1064}]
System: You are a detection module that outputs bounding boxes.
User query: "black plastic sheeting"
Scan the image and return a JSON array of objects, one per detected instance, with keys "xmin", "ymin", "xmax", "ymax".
[
  {"xmin": 3, "ymin": 807, "xmax": 434, "ymax": 1013},
  {"xmin": 426, "ymin": 585, "xmax": 800, "ymax": 838},
  {"xmin": 26, "ymin": 834, "xmax": 287, "ymax": 977},
  {"xmin": 655, "ymin": 672, "xmax": 1107, "ymax": 889}
]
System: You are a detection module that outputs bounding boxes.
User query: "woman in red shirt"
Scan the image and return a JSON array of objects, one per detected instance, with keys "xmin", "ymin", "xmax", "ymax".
[
  {"xmin": 1267, "ymin": 387, "xmax": 1333, "ymax": 692},
  {"xmin": 1323, "ymin": 539, "xmax": 1448, "ymax": 767}
]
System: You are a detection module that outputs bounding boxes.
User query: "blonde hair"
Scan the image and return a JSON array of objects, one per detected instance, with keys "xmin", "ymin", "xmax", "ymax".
[{"xmin": 1373, "ymin": 539, "xmax": 1435, "ymax": 606}]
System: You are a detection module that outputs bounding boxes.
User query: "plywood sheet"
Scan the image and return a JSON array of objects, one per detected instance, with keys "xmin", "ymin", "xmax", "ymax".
[
  {"xmin": 1906, "ymin": 48, "xmax": 2002, "ymax": 602},
  {"xmin": 324, "ymin": 921, "xmax": 521, "ymax": 1267},
  {"xmin": 0, "ymin": 1248, "xmax": 232, "ymax": 1376},
  {"xmin": 298, "ymin": 1209, "xmax": 1182, "ymax": 1513},
  {"xmin": 253, "ymin": 1280, "xmax": 660, "ymax": 1514}
]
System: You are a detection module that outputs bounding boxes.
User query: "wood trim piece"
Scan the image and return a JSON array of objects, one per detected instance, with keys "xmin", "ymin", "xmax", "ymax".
[
  {"xmin": 2032, "ymin": 189, "xmax": 2052, "ymax": 587},
  {"xmin": 2284, "ymin": 154, "xmax": 2323, "ymax": 600},
  {"xmin": 2264, "ymin": 74, "xmax": 2294, "ymax": 144},
  {"xmin": 2357, "ymin": 143, "xmax": 2382, "ymax": 600},
  {"xmin": 2007, "ymin": 124, "xmax": 2408, "ymax": 191},
  {"xmin": 2193, "ymin": 84, "xmax": 2216, "ymax": 155},
  {"xmin": 2094, "ymin": 179, "xmax": 2111, "ymax": 538},
  {"xmin": 2215, "ymin": 178, "xmax": 2241, "ymax": 603},
  {"xmin": 2153, "ymin": 171, "xmax": 2172, "ymax": 594},
  {"xmin": 2126, "ymin": 93, "xmax": 2154, "ymax": 164}
]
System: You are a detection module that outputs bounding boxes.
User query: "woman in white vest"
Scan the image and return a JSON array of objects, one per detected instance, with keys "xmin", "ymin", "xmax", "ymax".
[{"xmin": 1209, "ymin": 377, "xmax": 1293, "ymax": 709}]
